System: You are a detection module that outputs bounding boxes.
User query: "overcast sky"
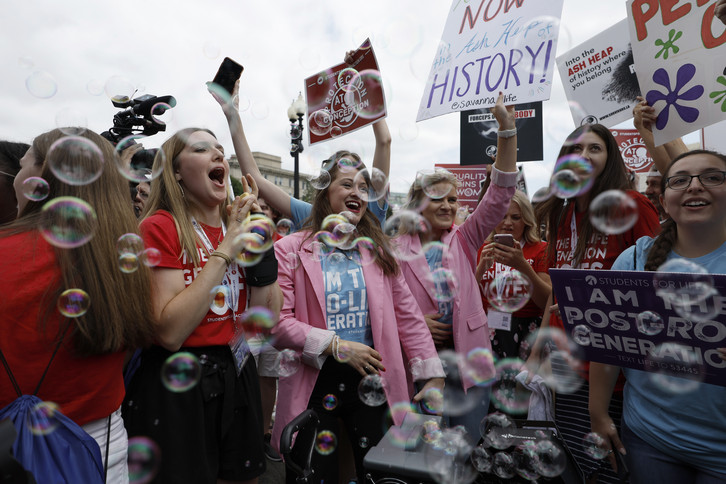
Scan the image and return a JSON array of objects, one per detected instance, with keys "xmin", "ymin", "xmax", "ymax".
[{"xmin": 1, "ymin": 0, "xmax": 698, "ymax": 196}]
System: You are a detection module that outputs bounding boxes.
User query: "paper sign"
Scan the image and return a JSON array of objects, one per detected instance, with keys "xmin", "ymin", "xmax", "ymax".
[
  {"xmin": 434, "ymin": 163, "xmax": 488, "ymax": 213},
  {"xmin": 611, "ymin": 129, "xmax": 653, "ymax": 174},
  {"xmin": 416, "ymin": 0, "xmax": 564, "ymax": 122},
  {"xmin": 550, "ymin": 268, "xmax": 726, "ymax": 388},
  {"xmin": 626, "ymin": 0, "xmax": 726, "ymax": 145},
  {"xmin": 304, "ymin": 39, "xmax": 386, "ymax": 145},
  {"xmin": 556, "ymin": 19, "xmax": 641, "ymax": 128},
  {"xmin": 460, "ymin": 102, "xmax": 543, "ymax": 164}
]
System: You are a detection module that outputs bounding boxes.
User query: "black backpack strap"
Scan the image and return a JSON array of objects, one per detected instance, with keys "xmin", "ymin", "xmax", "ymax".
[
  {"xmin": 0, "ymin": 348, "xmax": 22, "ymax": 398},
  {"xmin": 32, "ymin": 318, "xmax": 73, "ymax": 396}
]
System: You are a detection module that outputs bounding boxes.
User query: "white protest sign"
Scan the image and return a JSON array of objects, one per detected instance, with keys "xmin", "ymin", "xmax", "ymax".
[
  {"xmin": 416, "ymin": 0, "xmax": 564, "ymax": 122},
  {"xmin": 626, "ymin": 0, "xmax": 726, "ymax": 145},
  {"xmin": 556, "ymin": 19, "xmax": 641, "ymax": 128}
]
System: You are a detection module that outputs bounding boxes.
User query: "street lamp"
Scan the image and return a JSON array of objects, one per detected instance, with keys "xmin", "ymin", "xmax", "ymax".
[{"xmin": 287, "ymin": 92, "xmax": 306, "ymax": 199}]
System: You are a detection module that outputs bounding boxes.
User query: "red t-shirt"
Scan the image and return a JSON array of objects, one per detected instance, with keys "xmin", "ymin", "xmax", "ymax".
[
  {"xmin": 477, "ymin": 241, "xmax": 548, "ymax": 318},
  {"xmin": 140, "ymin": 210, "xmax": 248, "ymax": 347},
  {"xmin": 0, "ymin": 231, "xmax": 125, "ymax": 426},
  {"xmin": 549, "ymin": 191, "xmax": 660, "ymax": 384}
]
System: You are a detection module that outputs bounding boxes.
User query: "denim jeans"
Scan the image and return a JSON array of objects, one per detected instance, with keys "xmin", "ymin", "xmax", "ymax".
[{"xmin": 622, "ymin": 422, "xmax": 726, "ymax": 484}]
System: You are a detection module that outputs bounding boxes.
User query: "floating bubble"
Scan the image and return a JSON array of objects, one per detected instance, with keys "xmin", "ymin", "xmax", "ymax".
[
  {"xmin": 57, "ymin": 288, "xmax": 90, "ymax": 317},
  {"xmin": 464, "ymin": 347, "xmax": 495, "ymax": 386},
  {"xmin": 276, "ymin": 218, "xmax": 294, "ymax": 236},
  {"xmin": 29, "ymin": 401, "xmax": 60, "ymax": 435},
  {"xmin": 20, "ymin": 177, "xmax": 50, "ymax": 202},
  {"xmin": 338, "ymin": 67, "xmax": 359, "ymax": 92},
  {"xmin": 531, "ymin": 186, "xmax": 552, "ymax": 203},
  {"xmin": 359, "ymin": 437, "xmax": 370, "ymax": 449},
  {"xmin": 309, "ymin": 109, "xmax": 333, "ymax": 137},
  {"xmin": 315, "ymin": 430, "xmax": 337, "ymax": 455},
  {"xmin": 276, "ymin": 348, "xmax": 301, "ymax": 377},
  {"xmin": 421, "ymin": 419, "xmax": 443, "ymax": 444},
  {"xmin": 161, "ymin": 352, "xmax": 201, "ymax": 392},
  {"xmin": 636, "ymin": 311, "xmax": 664, "ymax": 336},
  {"xmin": 117, "ymin": 233, "xmax": 145, "ymax": 256},
  {"xmin": 332, "ymin": 222, "xmax": 357, "ymax": 250},
  {"xmin": 343, "ymin": 70, "xmax": 385, "ymax": 119},
  {"xmin": 234, "ymin": 237, "xmax": 264, "ymax": 267},
  {"xmin": 151, "ymin": 102, "xmax": 174, "ymax": 126},
  {"xmin": 551, "ymin": 154, "xmax": 595, "ymax": 199},
  {"xmin": 114, "ymin": 135, "xmax": 164, "ymax": 183},
  {"xmin": 399, "ymin": 122, "xmax": 419, "ymax": 142},
  {"xmin": 455, "ymin": 206, "xmax": 470, "ymax": 224},
  {"xmin": 492, "ymin": 452, "xmax": 516, "ymax": 479},
  {"xmin": 322, "ymin": 394, "xmax": 338, "ymax": 411},
  {"xmin": 384, "ymin": 210, "xmax": 431, "ymax": 244},
  {"xmin": 141, "ymin": 248, "xmax": 162, "ymax": 267},
  {"xmin": 352, "ymin": 237, "xmax": 378, "ymax": 266},
  {"xmin": 572, "ymin": 324, "xmax": 592, "ymax": 346},
  {"xmin": 127, "ymin": 436, "xmax": 161, "ymax": 484},
  {"xmin": 202, "ymin": 41, "xmax": 220, "ymax": 59},
  {"xmin": 655, "ymin": 259, "xmax": 720, "ymax": 322},
  {"xmin": 512, "ymin": 441, "xmax": 541, "ymax": 481},
  {"xmin": 209, "ymin": 285, "xmax": 230, "ymax": 313},
  {"xmin": 417, "ymin": 169, "xmax": 454, "ymax": 200},
  {"xmin": 589, "ymin": 190, "xmax": 639, "ymax": 235},
  {"xmin": 55, "ymin": 107, "xmax": 87, "ymax": 136},
  {"xmin": 485, "ymin": 270, "xmax": 533, "ymax": 312},
  {"xmin": 471, "ymin": 445, "xmax": 494, "ymax": 473},
  {"xmin": 645, "ymin": 342, "xmax": 705, "ymax": 394},
  {"xmin": 325, "ymin": 252, "xmax": 349, "ymax": 275},
  {"xmin": 330, "ymin": 126, "xmax": 343, "ymax": 138},
  {"xmin": 26, "ymin": 71, "xmax": 57, "ymax": 99},
  {"xmin": 582, "ymin": 432, "xmax": 608, "ymax": 460},
  {"xmin": 424, "ymin": 428, "xmax": 477, "ymax": 484},
  {"xmin": 206, "ymin": 81, "xmax": 234, "ymax": 106},
  {"xmin": 47, "ymin": 136, "xmax": 104, "ymax": 186},
  {"xmin": 409, "ymin": 357, "xmax": 424, "ymax": 380},
  {"xmin": 439, "ymin": 350, "xmax": 484, "ymax": 418},
  {"xmin": 358, "ymin": 374, "xmax": 388, "ymax": 406},
  {"xmin": 240, "ymin": 214, "xmax": 275, "ymax": 253},
  {"xmin": 384, "ymin": 402, "xmax": 418, "ymax": 448},
  {"xmin": 481, "ymin": 412, "xmax": 517, "ymax": 449},
  {"xmin": 119, "ymin": 253, "xmax": 139, "ymax": 273},
  {"xmin": 534, "ymin": 439, "xmax": 568, "ymax": 477},
  {"xmin": 353, "ymin": 167, "xmax": 389, "ymax": 202},
  {"xmin": 420, "ymin": 387, "xmax": 444, "ymax": 414},
  {"xmin": 105, "ymin": 75, "xmax": 135, "ymax": 103},
  {"xmin": 430, "ymin": 268, "xmax": 458, "ymax": 302},
  {"xmin": 490, "ymin": 358, "xmax": 530, "ymax": 415},
  {"xmin": 284, "ymin": 251, "xmax": 301, "ymax": 270},
  {"xmin": 40, "ymin": 197, "xmax": 98, "ymax": 248},
  {"xmin": 308, "ymin": 169, "xmax": 331, "ymax": 190},
  {"xmin": 336, "ymin": 157, "xmax": 363, "ymax": 173},
  {"xmin": 290, "ymin": 125, "xmax": 302, "ymax": 140},
  {"xmin": 523, "ymin": 328, "xmax": 584, "ymax": 394},
  {"xmin": 550, "ymin": 169, "xmax": 585, "ymax": 199}
]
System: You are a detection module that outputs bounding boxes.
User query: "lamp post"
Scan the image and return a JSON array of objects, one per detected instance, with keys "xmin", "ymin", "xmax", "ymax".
[{"xmin": 287, "ymin": 92, "xmax": 306, "ymax": 199}]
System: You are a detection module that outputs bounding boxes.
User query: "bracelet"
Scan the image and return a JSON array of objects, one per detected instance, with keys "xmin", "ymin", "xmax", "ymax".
[
  {"xmin": 332, "ymin": 335, "xmax": 341, "ymax": 362},
  {"xmin": 497, "ymin": 127, "xmax": 517, "ymax": 138},
  {"xmin": 210, "ymin": 250, "xmax": 232, "ymax": 267}
]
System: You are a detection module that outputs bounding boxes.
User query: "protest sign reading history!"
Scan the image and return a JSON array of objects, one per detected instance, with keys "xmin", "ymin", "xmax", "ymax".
[
  {"xmin": 626, "ymin": 0, "xmax": 726, "ymax": 145},
  {"xmin": 416, "ymin": 0, "xmax": 564, "ymax": 122},
  {"xmin": 304, "ymin": 39, "xmax": 386, "ymax": 145},
  {"xmin": 556, "ymin": 19, "xmax": 641, "ymax": 128},
  {"xmin": 550, "ymin": 268, "xmax": 726, "ymax": 388}
]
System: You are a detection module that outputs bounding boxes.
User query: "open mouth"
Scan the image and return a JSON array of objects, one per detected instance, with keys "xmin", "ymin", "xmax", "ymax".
[
  {"xmin": 345, "ymin": 200, "xmax": 362, "ymax": 212},
  {"xmin": 208, "ymin": 167, "xmax": 226, "ymax": 186},
  {"xmin": 684, "ymin": 199, "xmax": 709, "ymax": 207}
]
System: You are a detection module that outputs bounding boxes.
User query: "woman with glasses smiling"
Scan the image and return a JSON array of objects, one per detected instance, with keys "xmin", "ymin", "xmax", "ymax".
[{"xmin": 590, "ymin": 150, "xmax": 726, "ymax": 484}]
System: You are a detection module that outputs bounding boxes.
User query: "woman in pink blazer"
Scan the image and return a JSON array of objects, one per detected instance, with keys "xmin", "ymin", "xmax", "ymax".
[
  {"xmin": 271, "ymin": 151, "xmax": 445, "ymax": 484},
  {"xmin": 392, "ymin": 92, "xmax": 518, "ymax": 440}
]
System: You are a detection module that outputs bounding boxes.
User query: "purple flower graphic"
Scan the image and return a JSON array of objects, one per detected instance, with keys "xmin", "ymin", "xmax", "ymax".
[{"xmin": 646, "ymin": 64, "xmax": 704, "ymax": 130}]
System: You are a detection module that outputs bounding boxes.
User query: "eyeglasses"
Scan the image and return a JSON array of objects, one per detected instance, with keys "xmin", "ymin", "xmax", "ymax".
[{"xmin": 665, "ymin": 171, "xmax": 726, "ymax": 190}]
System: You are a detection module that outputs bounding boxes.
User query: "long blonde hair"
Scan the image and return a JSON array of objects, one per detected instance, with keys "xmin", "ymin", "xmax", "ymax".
[
  {"xmin": 142, "ymin": 128, "xmax": 228, "ymax": 267},
  {"xmin": 7, "ymin": 129, "xmax": 154, "ymax": 356},
  {"xmin": 486, "ymin": 190, "xmax": 541, "ymax": 245}
]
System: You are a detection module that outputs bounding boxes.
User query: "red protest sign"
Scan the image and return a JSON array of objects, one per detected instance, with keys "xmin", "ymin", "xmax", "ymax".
[
  {"xmin": 434, "ymin": 163, "xmax": 488, "ymax": 213},
  {"xmin": 611, "ymin": 128, "xmax": 653, "ymax": 174},
  {"xmin": 304, "ymin": 39, "xmax": 387, "ymax": 145}
]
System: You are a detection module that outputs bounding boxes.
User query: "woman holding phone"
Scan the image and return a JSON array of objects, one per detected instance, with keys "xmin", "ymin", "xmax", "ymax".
[
  {"xmin": 475, "ymin": 190, "xmax": 551, "ymax": 364},
  {"xmin": 392, "ymin": 92, "xmax": 518, "ymax": 439}
]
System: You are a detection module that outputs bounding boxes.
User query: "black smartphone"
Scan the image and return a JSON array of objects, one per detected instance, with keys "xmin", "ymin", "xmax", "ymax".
[
  {"xmin": 493, "ymin": 234, "xmax": 514, "ymax": 247},
  {"xmin": 211, "ymin": 57, "xmax": 244, "ymax": 95},
  {"xmin": 614, "ymin": 450, "xmax": 630, "ymax": 482}
]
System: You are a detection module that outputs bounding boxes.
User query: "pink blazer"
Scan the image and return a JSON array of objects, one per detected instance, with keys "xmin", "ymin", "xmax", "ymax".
[
  {"xmin": 271, "ymin": 231, "xmax": 444, "ymax": 451},
  {"xmin": 393, "ymin": 168, "xmax": 517, "ymax": 389}
]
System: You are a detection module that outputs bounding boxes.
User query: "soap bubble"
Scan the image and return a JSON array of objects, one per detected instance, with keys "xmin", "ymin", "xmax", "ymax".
[
  {"xmin": 47, "ymin": 136, "xmax": 104, "ymax": 186},
  {"xmin": 117, "ymin": 233, "xmax": 145, "ymax": 256},
  {"xmin": 308, "ymin": 169, "xmax": 331, "ymax": 190},
  {"xmin": 127, "ymin": 436, "xmax": 161, "ymax": 484},
  {"xmin": 26, "ymin": 71, "xmax": 58, "ymax": 98},
  {"xmin": 492, "ymin": 452, "xmax": 516, "ymax": 479},
  {"xmin": 322, "ymin": 394, "xmax": 338, "ymax": 411},
  {"xmin": 161, "ymin": 352, "xmax": 201, "ymax": 392},
  {"xmin": 141, "ymin": 248, "xmax": 162, "ymax": 267},
  {"xmin": 645, "ymin": 342, "xmax": 705, "ymax": 394},
  {"xmin": 424, "ymin": 428, "xmax": 477, "ymax": 484},
  {"xmin": 655, "ymin": 259, "xmax": 720, "ymax": 322},
  {"xmin": 471, "ymin": 445, "xmax": 494, "ymax": 473},
  {"xmin": 589, "ymin": 190, "xmax": 639, "ymax": 234},
  {"xmin": 490, "ymin": 358, "xmax": 530, "ymax": 415},
  {"xmin": 315, "ymin": 430, "xmax": 337, "ymax": 455},
  {"xmin": 276, "ymin": 218, "xmax": 294, "ymax": 236},
  {"xmin": 275, "ymin": 349, "xmax": 302, "ymax": 377},
  {"xmin": 57, "ymin": 289, "xmax": 90, "ymax": 317},
  {"xmin": 55, "ymin": 107, "xmax": 87, "ymax": 136},
  {"xmin": 29, "ymin": 401, "xmax": 60, "ymax": 435},
  {"xmin": 119, "ymin": 253, "xmax": 139, "ymax": 273},
  {"xmin": 636, "ymin": 311, "xmax": 664, "ymax": 336},
  {"xmin": 582, "ymin": 432, "xmax": 609, "ymax": 460},
  {"xmin": 512, "ymin": 440, "xmax": 541, "ymax": 481},
  {"xmin": 309, "ymin": 109, "xmax": 333, "ymax": 137},
  {"xmin": 534, "ymin": 438, "xmax": 568, "ymax": 477},
  {"xmin": 485, "ymin": 270, "xmax": 533, "ymax": 312},
  {"xmin": 114, "ymin": 135, "xmax": 165, "ymax": 183},
  {"xmin": 20, "ymin": 177, "xmax": 50, "ymax": 202},
  {"xmin": 480, "ymin": 413, "xmax": 517, "ymax": 449},
  {"xmin": 358, "ymin": 374, "xmax": 388, "ymax": 406},
  {"xmin": 353, "ymin": 167, "xmax": 389, "ymax": 202},
  {"xmin": 418, "ymin": 169, "xmax": 455, "ymax": 200}
]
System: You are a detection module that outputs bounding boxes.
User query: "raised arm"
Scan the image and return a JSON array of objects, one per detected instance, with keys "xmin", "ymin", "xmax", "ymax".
[
  {"xmin": 212, "ymin": 81, "xmax": 295, "ymax": 219},
  {"xmin": 633, "ymin": 96, "xmax": 687, "ymax": 174},
  {"xmin": 370, "ymin": 119, "xmax": 391, "ymax": 208},
  {"xmin": 491, "ymin": 91, "xmax": 517, "ymax": 174}
]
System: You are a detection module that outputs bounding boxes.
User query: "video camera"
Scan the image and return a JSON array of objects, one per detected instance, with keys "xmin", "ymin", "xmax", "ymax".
[{"xmin": 101, "ymin": 94, "xmax": 177, "ymax": 144}]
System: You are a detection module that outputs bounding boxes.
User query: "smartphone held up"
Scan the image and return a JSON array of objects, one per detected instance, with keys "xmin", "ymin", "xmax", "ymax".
[
  {"xmin": 211, "ymin": 57, "xmax": 244, "ymax": 96},
  {"xmin": 493, "ymin": 234, "xmax": 515, "ymax": 247}
]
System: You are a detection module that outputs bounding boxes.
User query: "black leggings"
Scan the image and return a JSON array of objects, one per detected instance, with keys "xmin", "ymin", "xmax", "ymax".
[{"xmin": 286, "ymin": 358, "xmax": 389, "ymax": 484}]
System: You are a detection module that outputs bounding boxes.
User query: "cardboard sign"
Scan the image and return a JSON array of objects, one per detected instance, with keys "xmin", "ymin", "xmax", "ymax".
[
  {"xmin": 550, "ymin": 268, "xmax": 726, "ymax": 388},
  {"xmin": 556, "ymin": 19, "xmax": 641, "ymax": 128},
  {"xmin": 611, "ymin": 128, "xmax": 653, "ymax": 174},
  {"xmin": 416, "ymin": 0, "xmax": 564, "ymax": 122},
  {"xmin": 304, "ymin": 39, "xmax": 386, "ymax": 145},
  {"xmin": 626, "ymin": 0, "xmax": 726, "ymax": 145},
  {"xmin": 459, "ymin": 102, "xmax": 543, "ymax": 165},
  {"xmin": 434, "ymin": 163, "xmax": 489, "ymax": 212}
]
